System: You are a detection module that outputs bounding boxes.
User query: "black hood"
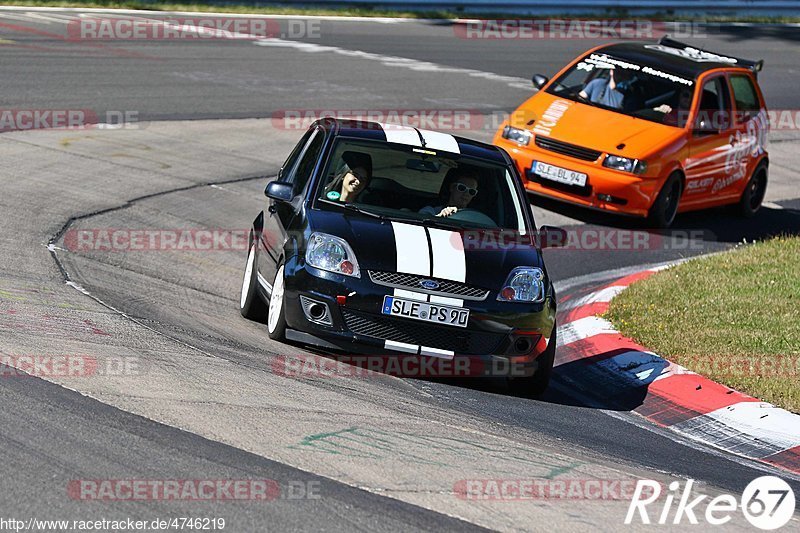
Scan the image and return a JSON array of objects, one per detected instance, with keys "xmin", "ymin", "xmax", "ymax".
[{"xmin": 308, "ymin": 209, "xmax": 545, "ymax": 292}]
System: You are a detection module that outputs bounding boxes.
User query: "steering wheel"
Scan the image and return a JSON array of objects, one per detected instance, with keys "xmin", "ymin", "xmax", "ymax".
[{"xmin": 447, "ymin": 208, "xmax": 497, "ymax": 227}]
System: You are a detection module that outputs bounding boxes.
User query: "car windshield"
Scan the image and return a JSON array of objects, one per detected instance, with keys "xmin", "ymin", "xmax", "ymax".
[
  {"xmin": 546, "ymin": 52, "xmax": 697, "ymax": 127},
  {"xmin": 316, "ymin": 138, "xmax": 529, "ymax": 233}
]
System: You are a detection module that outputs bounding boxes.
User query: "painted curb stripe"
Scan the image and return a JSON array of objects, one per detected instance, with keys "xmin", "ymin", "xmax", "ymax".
[{"xmin": 557, "ymin": 266, "xmax": 800, "ymax": 474}]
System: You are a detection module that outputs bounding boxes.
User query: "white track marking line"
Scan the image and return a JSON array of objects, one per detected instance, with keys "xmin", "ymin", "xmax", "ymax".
[{"xmin": 254, "ymin": 38, "xmax": 532, "ymax": 90}]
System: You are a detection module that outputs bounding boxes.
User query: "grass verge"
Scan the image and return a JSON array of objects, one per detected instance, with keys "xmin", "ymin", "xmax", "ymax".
[
  {"xmin": 1, "ymin": 1, "xmax": 799, "ymax": 22},
  {"xmin": 605, "ymin": 236, "xmax": 800, "ymax": 413}
]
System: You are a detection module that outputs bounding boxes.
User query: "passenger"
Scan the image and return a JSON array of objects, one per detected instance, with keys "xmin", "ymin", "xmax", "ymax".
[
  {"xmin": 420, "ymin": 169, "xmax": 479, "ymax": 218},
  {"xmin": 324, "ymin": 151, "xmax": 373, "ymax": 203}
]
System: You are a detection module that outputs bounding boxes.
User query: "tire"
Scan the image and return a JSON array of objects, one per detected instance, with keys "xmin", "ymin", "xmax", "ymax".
[
  {"xmin": 267, "ymin": 263, "xmax": 287, "ymax": 341},
  {"xmin": 646, "ymin": 173, "xmax": 682, "ymax": 229},
  {"xmin": 507, "ymin": 323, "xmax": 557, "ymax": 399},
  {"xmin": 240, "ymin": 238, "xmax": 268, "ymax": 321},
  {"xmin": 738, "ymin": 164, "xmax": 768, "ymax": 218}
]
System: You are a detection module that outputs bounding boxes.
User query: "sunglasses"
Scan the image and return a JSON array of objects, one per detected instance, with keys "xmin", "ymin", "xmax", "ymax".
[{"xmin": 455, "ymin": 182, "xmax": 478, "ymax": 196}]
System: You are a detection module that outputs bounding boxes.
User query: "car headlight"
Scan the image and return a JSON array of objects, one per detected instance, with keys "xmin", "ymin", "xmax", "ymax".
[
  {"xmin": 497, "ymin": 267, "xmax": 546, "ymax": 303},
  {"xmin": 306, "ymin": 232, "xmax": 360, "ymax": 278},
  {"xmin": 603, "ymin": 154, "xmax": 647, "ymax": 175},
  {"xmin": 502, "ymin": 126, "xmax": 532, "ymax": 146}
]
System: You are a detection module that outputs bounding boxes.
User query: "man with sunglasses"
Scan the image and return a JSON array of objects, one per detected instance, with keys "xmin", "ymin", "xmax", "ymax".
[{"xmin": 420, "ymin": 169, "xmax": 479, "ymax": 218}]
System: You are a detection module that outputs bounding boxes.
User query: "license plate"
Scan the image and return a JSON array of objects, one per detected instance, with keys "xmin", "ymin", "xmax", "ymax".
[
  {"xmin": 381, "ymin": 296, "xmax": 469, "ymax": 328},
  {"xmin": 531, "ymin": 161, "xmax": 588, "ymax": 187}
]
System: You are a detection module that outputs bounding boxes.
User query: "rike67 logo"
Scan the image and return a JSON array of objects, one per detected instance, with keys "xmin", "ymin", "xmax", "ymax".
[{"xmin": 626, "ymin": 476, "xmax": 796, "ymax": 529}]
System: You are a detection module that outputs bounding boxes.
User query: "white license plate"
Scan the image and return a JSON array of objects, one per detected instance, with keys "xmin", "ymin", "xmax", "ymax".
[
  {"xmin": 532, "ymin": 161, "xmax": 588, "ymax": 187},
  {"xmin": 381, "ymin": 296, "xmax": 469, "ymax": 328}
]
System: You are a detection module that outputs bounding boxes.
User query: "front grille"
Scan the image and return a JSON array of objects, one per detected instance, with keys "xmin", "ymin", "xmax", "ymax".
[
  {"xmin": 535, "ymin": 136, "xmax": 602, "ymax": 162},
  {"xmin": 368, "ymin": 271, "xmax": 489, "ymax": 301},
  {"xmin": 342, "ymin": 309, "xmax": 505, "ymax": 355}
]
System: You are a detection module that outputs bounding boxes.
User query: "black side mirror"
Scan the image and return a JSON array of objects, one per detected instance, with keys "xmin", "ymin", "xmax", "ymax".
[
  {"xmin": 538, "ymin": 225, "xmax": 568, "ymax": 248},
  {"xmin": 265, "ymin": 181, "xmax": 293, "ymax": 202},
  {"xmin": 532, "ymin": 74, "xmax": 549, "ymax": 90}
]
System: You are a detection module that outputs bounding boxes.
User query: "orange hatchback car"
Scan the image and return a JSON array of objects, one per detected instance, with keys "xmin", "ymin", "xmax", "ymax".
[{"xmin": 494, "ymin": 38, "xmax": 769, "ymax": 227}]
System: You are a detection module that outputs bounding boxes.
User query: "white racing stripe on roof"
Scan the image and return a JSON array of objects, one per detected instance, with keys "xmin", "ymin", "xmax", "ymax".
[
  {"xmin": 418, "ymin": 130, "xmax": 460, "ymax": 154},
  {"xmin": 380, "ymin": 123, "xmax": 422, "ymax": 147}
]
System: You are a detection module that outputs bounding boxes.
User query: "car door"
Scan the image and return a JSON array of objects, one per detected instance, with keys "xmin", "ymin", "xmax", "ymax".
[
  {"xmin": 684, "ymin": 75, "xmax": 737, "ymax": 204},
  {"xmin": 259, "ymin": 126, "xmax": 325, "ymax": 286},
  {"xmin": 727, "ymin": 73, "xmax": 769, "ymax": 197}
]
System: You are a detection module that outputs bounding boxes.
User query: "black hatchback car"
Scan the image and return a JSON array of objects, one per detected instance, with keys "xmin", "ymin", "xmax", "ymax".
[{"xmin": 240, "ymin": 118, "xmax": 560, "ymax": 396}]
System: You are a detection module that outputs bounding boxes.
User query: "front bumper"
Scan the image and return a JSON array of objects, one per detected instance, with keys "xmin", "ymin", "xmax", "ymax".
[
  {"xmin": 495, "ymin": 134, "xmax": 662, "ymax": 218},
  {"xmin": 278, "ymin": 257, "xmax": 557, "ymax": 372}
]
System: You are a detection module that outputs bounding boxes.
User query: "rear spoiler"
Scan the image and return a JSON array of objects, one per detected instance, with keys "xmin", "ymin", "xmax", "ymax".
[{"xmin": 657, "ymin": 36, "xmax": 764, "ymax": 75}]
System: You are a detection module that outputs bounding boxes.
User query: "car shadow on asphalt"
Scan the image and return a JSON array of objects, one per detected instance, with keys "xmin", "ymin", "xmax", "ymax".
[{"xmin": 533, "ymin": 195, "xmax": 800, "ymax": 244}]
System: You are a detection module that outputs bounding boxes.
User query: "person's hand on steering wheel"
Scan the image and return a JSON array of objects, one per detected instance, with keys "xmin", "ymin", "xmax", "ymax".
[{"xmin": 436, "ymin": 206, "xmax": 459, "ymax": 217}]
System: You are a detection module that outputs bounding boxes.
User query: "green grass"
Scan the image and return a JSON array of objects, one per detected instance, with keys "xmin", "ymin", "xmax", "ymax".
[
  {"xmin": 2, "ymin": 1, "xmax": 799, "ymax": 22},
  {"xmin": 605, "ymin": 236, "xmax": 800, "ymax": 413}
]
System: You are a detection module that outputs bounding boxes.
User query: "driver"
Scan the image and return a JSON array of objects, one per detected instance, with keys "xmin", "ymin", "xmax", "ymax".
[
  {"xmin": 420, "ymin": 169, "xmax": 479, "ymax": 218},
  {"xmin": 579, "ymin": 67, "xmax": 636, "ymax": 109}
]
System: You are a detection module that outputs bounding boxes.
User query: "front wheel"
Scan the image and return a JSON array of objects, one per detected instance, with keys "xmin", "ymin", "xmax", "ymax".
[
  {"xmin": 507, "ymin": 323, "xmax": 557, "ymax": 399},
  {"xmin": 738, "ymin": 164, "xmax": 768, "ymax": 218},
  {"xmin": 267, "ymin": 264, "xmax": 287, "ymax": 341},
  {"xmin": 646, "ymin": 173, "xmax": 682, "ymax": 229},
  {"xmin": 240, "ymin": 238, "xmax": 267, "ymax": 320}
]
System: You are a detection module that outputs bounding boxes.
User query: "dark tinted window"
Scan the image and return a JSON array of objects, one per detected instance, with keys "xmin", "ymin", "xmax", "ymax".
[
  {"xmin": 697, "ymin": 77, "xmax": 732, "ymax": 130},
  {"xmin": 280, "ymin": 128, "xmax": 313, "ymax": 181},
  {"xmin": 730, "ymin": 75, "xmax": 760, "ymax": 115},
  {"xmin": 291, "ymin": 130, "xmax": 324, "ymax": 195}
]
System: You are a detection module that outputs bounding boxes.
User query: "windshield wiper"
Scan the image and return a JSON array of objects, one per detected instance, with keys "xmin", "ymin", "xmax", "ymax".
[
  {"xmin": 340, "ymin": 202, "xmax": 386, "ymax": 221},
  {"xmin": 420, "ymin": 217, "xmax": 460, "ymax": 230},
  {"xmin": 555, "ymin": 83, "xmax": 596, "ymax": 107}
]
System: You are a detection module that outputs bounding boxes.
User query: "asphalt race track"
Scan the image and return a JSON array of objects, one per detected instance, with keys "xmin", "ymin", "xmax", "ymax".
[{"xmin": 1, "ymin": 9, "xmax": 799, "ymax": 531}]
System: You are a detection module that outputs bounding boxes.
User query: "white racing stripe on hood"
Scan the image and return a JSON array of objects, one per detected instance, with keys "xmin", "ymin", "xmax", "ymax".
[
  {"xmin": 418, "ymin": 129, "xmax": 460, "ymax": 154},
  {"xmin": 391, "ymin": 221, "xmax": 430, "ymax": 303},
  {"xmin": 429, "ymin": 227, "xmax": 466, "ymax": 307},
  {"xmin": 391, "ymin": 221, "xmax": 430, "ymax": 275}
]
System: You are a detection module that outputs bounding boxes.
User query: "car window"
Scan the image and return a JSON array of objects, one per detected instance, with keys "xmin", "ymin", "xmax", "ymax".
[
  {"xmin": 291, "ymin": 130, "xmax": 325, "ymax": 196},
  {"xmin": 279, "ymin": 128, "xmax": 313, "ymax": 182},
  {"xmin": 316, "ymin": 139, "xmax": 529, "ymax": 233},
  {"xmin": 545, "ymin": 52, "xmax": 698, "ymax": 127},
  {"xmin": 697, "ymin": 77, "xmax": 732, "ymax": 131},
  {"xmin": 729, "ymin": 75, "xmax": 760, "ymax": 118}
]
